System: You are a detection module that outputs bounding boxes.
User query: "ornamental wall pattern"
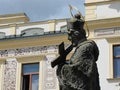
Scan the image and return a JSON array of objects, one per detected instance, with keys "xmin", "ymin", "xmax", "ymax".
[
  {"xmin": 0, "ymin": 45, "xmax": 58, "ymax": 58},
  {"xmin": 3, "ymin": 59, "xmax": 17, "ymax": 90},
  {"xmin": 42, "ymin": 54, "xmax": 58, "ymax": 90},
  {"xmin": 0, "ymin": 44, "xmax": 70, "ymax": 90}
]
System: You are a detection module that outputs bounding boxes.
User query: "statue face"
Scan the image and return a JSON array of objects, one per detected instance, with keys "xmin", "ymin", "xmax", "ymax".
[{"xmin": 68, "ymin": 29, "xmax": 80, "ymax": 47}]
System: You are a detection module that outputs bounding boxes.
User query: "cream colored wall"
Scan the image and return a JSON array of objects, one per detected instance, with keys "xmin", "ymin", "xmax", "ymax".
[
  {"xmin": 0, "ymin": 13, "xmax": 29, "ymax": 26},
  {"xmin": 85, "ymin": 0, "xmax": 118, "ymax": 21},
  {"xmin": 10, "ymin": 25, "xmax": 16, "ymax": 35},
  {"xmin": 55, "ymin": 21, "xmax": 67, "ymax": 31},
  {"xmin": 0, "ymin": 33, "xmax": 69, "ymax": 50},
  {"xmin": 16, "ymin": 19, "xmax": 67, "ymax": 35},
  {"xmin": 85, "ymin": 0, "xmax": 111, "ymax": 3},
  {"xmin": 86, "ymin": 17, "xmax": 120, "ymax": 39},
  {"xmin": 48, "ymin": 20, "xmax": 55, "ymax": 31},
  {"xmin": 85, "ymin": 5, "xmax": 96, "ymax": 20}
]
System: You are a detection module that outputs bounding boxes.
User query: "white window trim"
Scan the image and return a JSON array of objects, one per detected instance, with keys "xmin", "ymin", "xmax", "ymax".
[
  {"xmin": 16, "ymin": 55, "xmax": 45, "ymax": 90},
  {"xmin": 107, "ymin": 37, "xmax": 120, "ymax": 80}
]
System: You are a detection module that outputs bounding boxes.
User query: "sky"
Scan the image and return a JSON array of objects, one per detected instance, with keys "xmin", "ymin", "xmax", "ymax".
[{"xmin": 0, "ymin": 0, "xmax": 85, "ymax": 22}]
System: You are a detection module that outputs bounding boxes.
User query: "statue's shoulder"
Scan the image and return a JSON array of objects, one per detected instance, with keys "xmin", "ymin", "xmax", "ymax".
[{"xmin": 78, "ymin": 39, "xmax": 95, "ymax": 48}]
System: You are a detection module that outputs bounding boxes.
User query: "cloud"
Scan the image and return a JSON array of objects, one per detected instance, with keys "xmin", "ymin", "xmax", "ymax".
[{"xmin": 0, "ymin": 0, "xmax": 84, "ymax": 22}]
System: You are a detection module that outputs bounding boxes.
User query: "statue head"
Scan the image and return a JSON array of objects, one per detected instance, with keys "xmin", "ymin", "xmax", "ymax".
[{"xmin": 67, "ymin": 14, "xmax": 86, "ymax": 47}]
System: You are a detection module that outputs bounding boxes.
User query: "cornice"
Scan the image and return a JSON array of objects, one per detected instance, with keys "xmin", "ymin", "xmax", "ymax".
[
  {"xmin": 0, "ymin": 33, "xmax": 70, "ymax": 50},
  {"xmin": 16, "ymin": 55, "xmax": 45, "ymax": 63},
  {"xmin": 106, "ymin": 37, "xmax": 120, "ymax": 44},
  {"xmin": 85, "ymin": 0, "xmax": 119, "ymax": 6},
  {"xmin": 86, "ymin": 17, "xmax": 120, "ymax": 23},
  {"xmin": 85, "ymin": 17, "xmax": 120, "ymax": 29},
  {"xmin": 0, "ymin": 18, "xmax": 67, "ymax": 28}
]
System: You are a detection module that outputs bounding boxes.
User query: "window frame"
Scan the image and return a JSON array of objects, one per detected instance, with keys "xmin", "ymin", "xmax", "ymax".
[
  {"xmin": 106, "ymin": 38, "xmax": 120, "ymax": 80},
  {"xmin": 22, "ymin": 63, "xmax": 39, "ymax": 90},
  {"xmin": 20, "ymin": 28, "xmax": 44, "ymax": 37},
  {"xmin": 16, "ymin": 55, "xmax": 45, "ymax": 90},
  {"xmin": 113, "ymin": 44, "xmax": 120, "ymax": 78}
]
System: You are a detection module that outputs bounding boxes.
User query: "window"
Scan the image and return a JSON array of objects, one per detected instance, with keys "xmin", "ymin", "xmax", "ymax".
[
  {"xmin": 60, "ymin": 25, "xmax": 67, "ymax": 33},
  {"xmin": 22, "ymin": 63, "xmax": 39, "ymax": 90},
  {"xmin": 21, "ymin": 28, "xmax": 44, "ymax": 37},
  {"xmin": 0, "ymin": 32, "xmax": 5, "ymax": 39},
  {"xmin": 113, "ymin": 45, "xmax": 120, "ymax": 78}
]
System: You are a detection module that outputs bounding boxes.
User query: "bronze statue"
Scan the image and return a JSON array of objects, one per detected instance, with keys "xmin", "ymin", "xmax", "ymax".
[{"xmin": 51, "ymin": 13, "xmax": 100, "ymax": 90}]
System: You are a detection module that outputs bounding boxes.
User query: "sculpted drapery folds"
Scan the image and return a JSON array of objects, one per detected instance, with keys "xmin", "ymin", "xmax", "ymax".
[
  {"xmin": 51, "ymin": 14, "xmax": 100, "ymax": 90},
  {"xmin": 57, "ymin": 40, "xmax": 100, "ymax": 90}
]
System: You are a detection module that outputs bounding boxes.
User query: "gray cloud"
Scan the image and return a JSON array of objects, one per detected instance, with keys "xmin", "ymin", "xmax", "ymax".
[{"xmin": 0, "ymin": 0, "xmax": 84, "ymax": 22}]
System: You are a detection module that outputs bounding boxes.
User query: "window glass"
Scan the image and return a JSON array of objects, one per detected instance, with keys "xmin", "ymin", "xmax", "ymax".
[
  {"xmin": 22, "ymin": 75, "xmax": 30, "ymax": 90},
  {"xmin": 22, "ymin": 63, "xmax": 39, "ymax": 74},
  {"xmin": 32, "ymin": 74, "xmax": 39, "ymax": 90},
  {"xmin": 22, "ymin": 63, "xmax": 39, "ymax": 90},
  {"xmin": 113, "ymin": 45, "xmax": 120, "ymax": 78},
  {"xmin": 114, "ymin": 46, "xmax": 120, "ymax": 57},
  {"xmin": 114, "ymin": 59, "xmax": 120, "ymax": 78}
]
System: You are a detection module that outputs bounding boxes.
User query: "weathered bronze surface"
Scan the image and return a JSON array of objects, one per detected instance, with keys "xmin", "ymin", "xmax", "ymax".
[{"xmin": 51, "ymin": 14, "xmax": 100, "ymax": 90}]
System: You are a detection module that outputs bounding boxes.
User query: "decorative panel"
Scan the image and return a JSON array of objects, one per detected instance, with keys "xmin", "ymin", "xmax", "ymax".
[
  {"xmin": 3, "ymin": 59, "xmax": 17, "ymax": 90},
  {"xmin": 0, "ymin": 45, "xmax": 58, "ymax": 58},
  {"xmin": 42, "ymin": 54, "xmax": 58, "ymax": 90},
  {"xmin": 94, "ymin": 27, "xmax": 120, "ymax": 37}
]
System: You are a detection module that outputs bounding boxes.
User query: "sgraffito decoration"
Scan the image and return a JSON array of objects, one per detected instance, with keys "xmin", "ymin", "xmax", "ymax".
[
  {"xmin": 42, "ymin": 54, "xmax": 58, "ymax": 90},
  {"xmin": 3, "ymin": 59, "xmax": 17, "ymax": 90}
]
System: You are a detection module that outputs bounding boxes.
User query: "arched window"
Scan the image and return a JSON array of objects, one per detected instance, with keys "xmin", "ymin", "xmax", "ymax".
[
  {"xmin": 21, "ymin": 28, "xmax": 44, "ymax": 37},
  {"xmin": 0, "ymin": 32, "xmax": 5, "ymax": 39}
]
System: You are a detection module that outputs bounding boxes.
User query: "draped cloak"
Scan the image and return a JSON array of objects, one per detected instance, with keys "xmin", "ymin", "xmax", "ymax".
[{"xmin": 56, "ymin": 40, "xmax": 100, "ymax": 90}]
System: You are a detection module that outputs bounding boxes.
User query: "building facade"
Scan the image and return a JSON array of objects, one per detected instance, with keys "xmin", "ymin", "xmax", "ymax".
[
  {"xmin": 0, "ymin": 0, "xmax": 120, "ymax": 90},
  {"xmin": 0, "ymin": 13, "xmax": 70, "ymax": 90},
  {"xmin": 85, "ymin": 0, "xmax": 120, "ymax": 90}
]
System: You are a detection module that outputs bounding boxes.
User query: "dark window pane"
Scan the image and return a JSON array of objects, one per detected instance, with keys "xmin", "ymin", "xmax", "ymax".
[
  {"xmin": 114, "ymin": 46, "xmax": 120, "ymax": 57},
  {"xmin": 114, "ymin": 59, "xmax": 120, "ymax": 78},
  {"xmin": 32, "ymin": 74, "xmax": 39, "ymax": 90},
  {"xmin": 22, "ymin": 75, "xmax": 30, "ymax": 90},
  {"xmin": 22, "ymin": 63, "xmax": 39, "ymax": 74}
]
